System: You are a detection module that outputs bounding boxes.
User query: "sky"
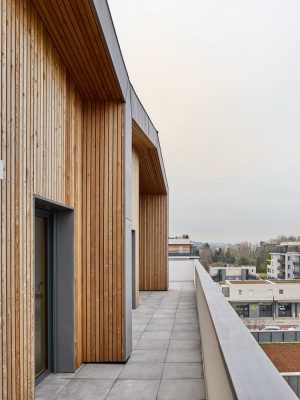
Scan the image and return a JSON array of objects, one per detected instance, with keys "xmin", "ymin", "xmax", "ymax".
[{"xmin": 108, "ymin": 0, "xmax": 300, "ymax": 244}]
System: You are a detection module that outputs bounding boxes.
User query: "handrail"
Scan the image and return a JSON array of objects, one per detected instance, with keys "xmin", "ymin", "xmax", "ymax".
[
  {"xmin": 194, "ymin": 259, "xmax": 298, "ymax": 400},
  {"xmin": 168, "ymin": 252, "xmax": 199, "ymax": 257}
]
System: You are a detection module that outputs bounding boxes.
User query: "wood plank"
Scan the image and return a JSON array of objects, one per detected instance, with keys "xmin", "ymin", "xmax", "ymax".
[
  {"xmin": 0, "ymin": 0, "xmax": 176, "ymax": 393},
  {"xmin": 139, "ymin": 195, "xmax": 168, "ymax": 291},
  {"xmin": 1, "ymin": 0, "xmax": 8, "ymax": 396}
]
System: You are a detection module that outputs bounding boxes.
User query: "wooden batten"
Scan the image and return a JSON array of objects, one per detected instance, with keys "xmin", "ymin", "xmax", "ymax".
[
  {"xmin": 0, "ymin": 0, "xmax": 168, "ymax": 398},
  {"xmin": 132, "ymin": 121, "xmax": 167, "ymax": 195},
  {"xmin": 81, "ymin": 101, "xmax": 124, "ymax": 363},
  {"xmin": 0, "ymin": 0, "xmax": 126, "ymax": 397},
  {"xmin": 132, "ymin": 122, "xmax": 168, "ymax": 293},
  {"xmin": 32, "ymin": 0, "xmax": 122, "ymax": 100},
  {"xmin": 139, "ymin": 194, "xmax": 168, "ymax": 291}
]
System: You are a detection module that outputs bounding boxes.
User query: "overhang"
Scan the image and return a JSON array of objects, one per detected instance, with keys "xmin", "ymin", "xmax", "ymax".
[
  {"xmin": 32, "ymin": 0, "xmax": 129, "ymax": 100},
  {"xmin": 32, "ymin": 0, "xmax": 168, "ymax": 194},
  {"xmin": 131, "ymin": 87, "xmax": 168, "ymax": 195}
]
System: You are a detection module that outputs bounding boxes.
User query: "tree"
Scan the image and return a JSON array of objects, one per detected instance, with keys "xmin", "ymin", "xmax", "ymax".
[
  {"xmin": 213, "ymin": 247, "xmax": 225, "ymax": 262},
  {"xmin": 200, "ymin": 243, "xmax": 213, "ymax": 269},
  {"xmin": 225, "ymin": 248, "xmax": 235, "ymax": 264}
]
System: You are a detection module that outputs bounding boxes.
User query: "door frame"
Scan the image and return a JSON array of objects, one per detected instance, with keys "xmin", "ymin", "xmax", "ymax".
[
  {"xmin": 132, "ymin": 229, "xmax": 136, "ymax": 309},
  {"xmin": 34, "ymin": 196, "xmax": 75, "ymax": 385},
  {"xmin": 35, "ymin": 208, "xmax": 54, "ymax": 384}
]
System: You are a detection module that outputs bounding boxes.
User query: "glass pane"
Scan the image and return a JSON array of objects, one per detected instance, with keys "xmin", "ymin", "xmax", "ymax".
[{"xmin": 35, "ymin": 216, "xmax": 47, "ymax": 377}]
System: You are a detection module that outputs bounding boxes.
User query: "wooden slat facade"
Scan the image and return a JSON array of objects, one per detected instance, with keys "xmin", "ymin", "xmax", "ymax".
[
  {"xmin": 132, "ymin": 123, "xmax": 168, "ymax": 293},
  {"xmin": 32, "ymin": 0, "xmax": 122, "ymax": 100},
  {"xmin": 0, "ymin": 0, "xmax": 126, "ymax": 398},
  {"xmin": 0, "ymin": 0, "xmax": 168, "ymax": 398},
  {"xmin": 80, "ymin": 101, "xmax": 124, "ymax": 364},
  {"xmin": 132, "ymin": 121, "xmax": 166, "ymax": 195},
  {"xmin": 139, "ymin": 194, "xmax": 168, "ymax": 291}
]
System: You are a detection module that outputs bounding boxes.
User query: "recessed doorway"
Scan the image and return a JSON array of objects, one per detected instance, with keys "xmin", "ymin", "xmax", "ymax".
[
  {"xmin": 34, "ymin": 197, "xmax": 75, "ymax": 385},
  {"xmin": 35, "ymin": 209, "xmax": 53, "ymax": 382}
]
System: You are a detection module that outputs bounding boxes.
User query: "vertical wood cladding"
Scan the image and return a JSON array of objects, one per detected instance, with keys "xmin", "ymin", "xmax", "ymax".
[
  {"xmin": 0, "ymin": 0, "xmax": 125, "ymax": 398},
  {"xmin": 139, "ymin": 194, "xmax": 168, "ymax": 291},
  {"xmin": 0, "ymin": 1, "xmax": 83, "ymax": 397},
  {"xmin": 81, "ymin": 101, "xmax": 124, "ymax": 363}
]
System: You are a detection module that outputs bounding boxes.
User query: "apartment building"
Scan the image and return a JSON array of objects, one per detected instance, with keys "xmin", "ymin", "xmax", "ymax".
[
  {"xmin": 209, "ymin": 264, "xmax": 257, "ymax": 282},
  {"xmin": 221, "ymin": 280, "xmax": 300, "ymax": 318},
  {"xmin": 0, "ymin": 0, "xmax": 168, "ymax": 397},
  {"xmin": 168, "ymin": 237, "xmax": 198, "ymax": 258},
  {"xmin": 267, "ymin": 242, "xmax": 300, "ymax": 279}
]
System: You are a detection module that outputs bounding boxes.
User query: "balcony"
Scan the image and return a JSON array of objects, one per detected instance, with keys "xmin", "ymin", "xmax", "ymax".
[
  {"xmin": 35, "ymin": 260, "xmax": 296, "ymax": 400},
  {"xmin": 168, "ymin": 252, "xmax": 199, "ymax": 259}
]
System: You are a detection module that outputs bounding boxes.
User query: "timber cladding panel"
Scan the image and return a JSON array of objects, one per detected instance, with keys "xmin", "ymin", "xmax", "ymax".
[
  {"xmin": 0, "ymin": 0, "xmax": 82, "ymax": 397},
  {"xmin": 132, "ymin": 122, "xmax": 168, "ymax": 293},
  {"xmin": 32, "ymin": 0, "xmax": 122, "ymax": 100},
  {"xmin": 139, "ymin": 194, "xmax": 168, "ymax": 291},
  {"xmin": 81, "ymin": 101, "xmax": 124, "ymax": 363},
  {"xmin": 0, "ymin": 0, "xmax": 125, "ymax": 398}
]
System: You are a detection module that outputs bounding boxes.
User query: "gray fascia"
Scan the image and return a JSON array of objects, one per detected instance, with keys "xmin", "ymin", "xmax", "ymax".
[{"xmin": 91, "ymin": 0, "xmax": 130, "ymax": 100}]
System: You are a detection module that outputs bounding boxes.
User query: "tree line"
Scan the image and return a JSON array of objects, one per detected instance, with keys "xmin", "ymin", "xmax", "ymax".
[{"xmin": 199, "ymin": 235, "xmax": 299, "ymax": 272}]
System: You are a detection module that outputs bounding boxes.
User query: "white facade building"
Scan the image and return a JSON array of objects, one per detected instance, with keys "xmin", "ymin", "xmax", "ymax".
[
  {"xmin": 267, "ymin": 242, "xmax": 300, "ymax": 280},
  {"xmin": 209, "ymin": 265, "xmax": 257, "ymax": 282},
  {"xmin": 221, "ymin": 279, "xmax": 300, "ymax": 318}
]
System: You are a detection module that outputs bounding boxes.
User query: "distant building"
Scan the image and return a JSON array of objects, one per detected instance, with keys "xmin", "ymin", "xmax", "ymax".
[
  {"xmin": 267, "ymin": 242, "xmax": 300, "ymax": 280},
  {"xmin": 209, "ymin": 264, "xmax": 257, "ymax": 282},
  {"xmin": 221, "ymin": 279, "xmax": 300, "ymax": 318},
  {"xmin": 168, "ymin": 237, "xmax": 199, "ymax": 259}
]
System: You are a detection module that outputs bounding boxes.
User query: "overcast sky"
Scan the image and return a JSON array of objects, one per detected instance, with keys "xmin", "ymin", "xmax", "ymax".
[{"xmin": 108, "ymin": 0, "xmax": 300, "ymax": 243}]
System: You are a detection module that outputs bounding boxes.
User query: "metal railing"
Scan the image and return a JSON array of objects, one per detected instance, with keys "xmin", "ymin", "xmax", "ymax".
[
  {"xmin": 194, "ymin": 259, "xmax": 297, "ymax": 400},
  {"xmin": 251, "ymin": 330, "xmax": 300, "ymax": 344},
  {"xmin": 168, "ymin": 252, "xmax": 199, "ymax": 258}
]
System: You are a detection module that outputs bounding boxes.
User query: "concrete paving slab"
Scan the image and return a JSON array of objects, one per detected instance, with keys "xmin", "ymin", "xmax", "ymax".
[
  {"xmin": 119, "ymin": 362, "xmax": 164, "ymax": 380},
  {"xmin": 135, "ymin": 338, "xmax": 170, "ymax": 350},
  {"xmin": 166, "ymin": 349, "xmax": 202, "ymax": 363},
  {"xmin": 157, "ymin": 379, "xmax": 206, "ymax": 400},
  {"xmin": 162, "ymin": 363, "xmax": 203, "ymax": 379},
  {"xmin": 57, "ymin": 378, "xmax": 114, "ymax": 400},
  {"xmin": 75, "ymin": 364, "xmax": 124, "ymax": 379},
  {"xmin": 106, "ymin": 379, "xmax": 160, "ymax": 400},
  {"xmin": 128, "ymin": 350, "xmax": 167, "ymax": 363}
]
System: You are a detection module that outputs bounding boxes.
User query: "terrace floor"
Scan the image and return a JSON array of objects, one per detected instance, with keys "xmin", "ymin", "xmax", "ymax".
[{"xmin": 35, "ymin": 281, "xmax": 206, "ymax": 400}]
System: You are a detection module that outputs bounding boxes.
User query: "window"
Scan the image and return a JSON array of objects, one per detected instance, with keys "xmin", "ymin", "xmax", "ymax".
[
  {"xmin": 239, "ymin": 290, "xmax": 242, "ymax": 295},
  {"xmin": 278, "ymin": 303, "xmax": 291, "ymax": 317},
  {"xmin": 279, "ymin": 289, "xmax": 284, "ymax": 294},
  {"xmin": 259, "ymin": 303, "xmax": 273, "ymax": 317},
  {"xmin": 235, "ymin": 303, "xmax": 249, "ymax": 318}
]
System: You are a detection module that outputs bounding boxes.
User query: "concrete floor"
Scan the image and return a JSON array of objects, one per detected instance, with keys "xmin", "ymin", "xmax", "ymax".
[{"xmin": 35, "ymin": 281, "xmax": 206, "ymax": 400}]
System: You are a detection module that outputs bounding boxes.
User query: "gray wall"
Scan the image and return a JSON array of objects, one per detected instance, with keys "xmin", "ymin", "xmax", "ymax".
[{"xmin": 283, "ymin": 375, "xmax": 300, "ymax": 398}]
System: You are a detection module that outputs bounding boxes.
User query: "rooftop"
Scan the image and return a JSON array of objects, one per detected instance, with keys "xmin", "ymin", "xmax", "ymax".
[
  {"xmin": 35, "ymin": 261, "xmax": 297, "ymax": 400},
  {"xmin": 261, "ymin": 343, "xmax": 300, "ymax": 373},
  {"xmin": 228, "ymin": 279, "xmax": 271, "ymax": 285},
  {"xmin": 279, "ymin": 242, "xmax": 300, "ymax": 246},
  {"xmin": 169, "ymin": 238, "xmax": 191, "ymax": 245},
  {"xmin": 35, "ymin": 282, "xmax": 205, "ymax": 400}
]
